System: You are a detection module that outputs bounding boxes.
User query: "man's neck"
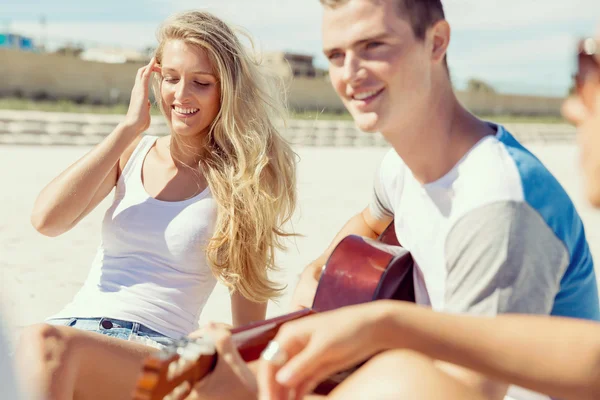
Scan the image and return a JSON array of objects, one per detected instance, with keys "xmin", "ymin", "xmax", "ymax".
[{"xmin": 382, "ymin": 80, "xmax": 495, "ymax": 184}]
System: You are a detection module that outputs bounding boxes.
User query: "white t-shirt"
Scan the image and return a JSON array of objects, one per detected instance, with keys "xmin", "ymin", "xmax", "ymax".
[{"xmin": 369, "ymin": 124, "xmax": 599, "ymax": 400}]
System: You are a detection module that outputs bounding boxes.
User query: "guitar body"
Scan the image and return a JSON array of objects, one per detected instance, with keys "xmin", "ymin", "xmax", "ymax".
[
  {"xmin": 312, "ymin": 235, "xmax": 414, "ymax": 313},
  {"xmin": 133, "ymin": 222, "xmax": 414, "ymax": 400}
]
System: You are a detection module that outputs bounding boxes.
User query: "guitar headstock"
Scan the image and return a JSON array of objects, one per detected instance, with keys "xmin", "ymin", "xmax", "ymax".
[
  {"xmin": 132, "ymin": 310, "xmax": 313, "ymax": 400},
  {"xmin": 133, "ymin": 337, "xmax": 217, "ymax": 400}
]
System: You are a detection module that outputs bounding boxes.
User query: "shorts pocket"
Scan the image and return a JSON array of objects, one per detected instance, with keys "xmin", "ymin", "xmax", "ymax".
[{"xmin": 97, "ymin": 328, "xmax": 131, "ymax": 341}]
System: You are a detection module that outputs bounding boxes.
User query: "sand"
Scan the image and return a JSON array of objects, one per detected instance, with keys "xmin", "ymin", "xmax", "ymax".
[{"xmin": 1, "ymin": 143, "xmax": 598, "ymax": 346}]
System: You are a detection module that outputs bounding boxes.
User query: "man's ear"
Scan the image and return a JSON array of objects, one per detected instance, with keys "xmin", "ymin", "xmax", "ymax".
[{"xmin": 429, "ymin": 19, "xmax": 450, "ymax": 64}]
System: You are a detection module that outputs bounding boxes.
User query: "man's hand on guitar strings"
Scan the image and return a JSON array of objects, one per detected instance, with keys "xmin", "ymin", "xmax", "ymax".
[{"xmin": 256, "ymin": 303, "xmax": 387, "ymax": 400}]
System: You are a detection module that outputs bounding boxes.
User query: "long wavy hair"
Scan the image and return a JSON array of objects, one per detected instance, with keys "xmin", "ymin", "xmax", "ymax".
[{"xmin": 151, "ymin": 10, "xmax": 297, "ymax": 303}]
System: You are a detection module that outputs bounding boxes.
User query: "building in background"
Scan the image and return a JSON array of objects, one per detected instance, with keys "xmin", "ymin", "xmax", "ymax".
[
  {"xmin": 264, "ymin": 51, "xmax": 327, "ymax": 80},
  {"xmin": 0, "ymin": 33, "xmax": 35, "ymax": 52}
]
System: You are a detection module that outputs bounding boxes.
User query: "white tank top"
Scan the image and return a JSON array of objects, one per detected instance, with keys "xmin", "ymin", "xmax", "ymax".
[{"xmin": 50, "ymin": 136, "xmax": 218, "ymax": 338}]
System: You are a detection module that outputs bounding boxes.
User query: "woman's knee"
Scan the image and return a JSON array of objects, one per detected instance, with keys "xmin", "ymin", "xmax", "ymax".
[
  {"xmin": 16, "ymin": 324, "xmax": 81, "ymax": 399},
  {"xmin": 17, "ymin": 324, "xmax": 77, "ymax": 371},
  {"xmin": 365, "ymin": 349, "xmax": 439, "ymax": 392},
  {"xmin": 330, "ymin": 349, "xmax": 483, "ymax": 400},
  {"xmin": 328, "ymin": 350, "xmax": 428, "ymax": 399},
  {"xmin": 371, "ymin": 348, "xmax": 429, "ymax": 368}
]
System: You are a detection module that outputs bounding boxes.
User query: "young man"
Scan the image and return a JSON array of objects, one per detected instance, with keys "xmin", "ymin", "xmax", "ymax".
[
  {"xmin": 171, "ymin": 9, "xmax": 600, "ymax": 399},
  {"xmin": 253, "ymin": 27, "xmax": 600, "ymax": 400},
  {"xmin": 261, "ymin": 1, "xmax": 598, "ymax": 399}
]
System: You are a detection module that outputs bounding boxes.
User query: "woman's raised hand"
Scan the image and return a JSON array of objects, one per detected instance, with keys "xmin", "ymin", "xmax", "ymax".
[{"xmin": 123, "ymin": 57, "xmax": 162, "ymax": 134}]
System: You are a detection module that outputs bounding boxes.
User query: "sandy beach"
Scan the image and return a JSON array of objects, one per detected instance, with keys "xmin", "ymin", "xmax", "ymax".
[{"xmin": 1, "ymin": 142, "xmax": 599, "ymax": 346}]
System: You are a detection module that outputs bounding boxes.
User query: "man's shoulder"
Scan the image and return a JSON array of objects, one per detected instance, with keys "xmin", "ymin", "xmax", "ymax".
[
  {"xmin": 376, "ymin": 148, "xmax": 407, "ymax": 186},
  {"xmin": 455, "ymin": 126, "xmax": 572, "ymax": 209},
  {"xmin": 379, "ymin": 147, "xmax": 405, "ymax": 170},
  {"xmin": 454, "ymin": 126, "xmax": 589, "ymax": 266},
  {"xmin": 495, "ymin": 126, "xmax": 580, "ymax": 222}
]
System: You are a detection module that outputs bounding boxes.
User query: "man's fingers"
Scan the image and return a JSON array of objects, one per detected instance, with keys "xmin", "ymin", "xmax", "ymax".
[
  {"xmin": 215, "ymin": 332, "xmax": 257, "ymax": 393},
  {"xmin": 293, "ymin": 360, "xmax": 348, "ymax": 399},
  {"xmin": 293, "ymin": 377, "xmax": 321, "ymax": 400},
  {"xmin": 275, "ymin": 341, "xmax": 324, "ymax": 388},
  {"xmin": 257, "ymin": 324, "xmax": 313, "ymax": 400},
  {"xmin": 257, "ymin": 350, "xmax": 285, "ymax": 400}
]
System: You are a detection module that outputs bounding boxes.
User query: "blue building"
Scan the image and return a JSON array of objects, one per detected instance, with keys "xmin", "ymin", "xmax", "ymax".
[{"xmin": 0, "ymin": 33, "xmax": 35, "ymax": 51}]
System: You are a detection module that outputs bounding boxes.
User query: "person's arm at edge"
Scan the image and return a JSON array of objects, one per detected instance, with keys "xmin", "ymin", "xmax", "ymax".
[
  {"xmin": 309, "ymin": 207, "xmax": 392, "ymax": 274},
  {"xmin": 374, "ymin": 300, "xmax": 600, "ymax": 400},
  {"xmin": 289, "ymin": 207, "xmax": 392, "ymax": 310}
]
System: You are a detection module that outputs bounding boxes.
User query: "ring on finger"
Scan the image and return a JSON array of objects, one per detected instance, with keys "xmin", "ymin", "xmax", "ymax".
[{"xmin": 261, "ymin": 340, "xmax": 289, "ymax": 367}]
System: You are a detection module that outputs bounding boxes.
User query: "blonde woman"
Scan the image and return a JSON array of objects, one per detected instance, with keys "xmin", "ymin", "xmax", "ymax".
[{"xmin": 16, "ymin": 10, "xmax": 296, "ymax": 400}]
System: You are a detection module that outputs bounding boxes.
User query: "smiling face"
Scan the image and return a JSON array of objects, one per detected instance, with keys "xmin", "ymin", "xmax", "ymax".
[
  {"xmin": 159, "ymin": 40, "xmax": 221, "ymax": 138},
  {"xmin": 322, "ymin": 0, "xmax": 435, "ymax": 133}
]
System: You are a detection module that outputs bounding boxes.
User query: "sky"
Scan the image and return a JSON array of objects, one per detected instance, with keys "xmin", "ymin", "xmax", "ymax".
[{"xmin": 2, "ymin": 0, "xmax": 600, "ymax": 96}]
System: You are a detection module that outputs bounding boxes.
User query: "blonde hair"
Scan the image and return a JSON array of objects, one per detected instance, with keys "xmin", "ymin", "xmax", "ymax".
[{"xmin": 152, "ymin": 10, "xmax": 297, "ymax": 303}]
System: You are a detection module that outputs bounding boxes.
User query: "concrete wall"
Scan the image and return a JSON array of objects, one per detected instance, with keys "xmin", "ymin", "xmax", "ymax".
[
  {"xmin": 288, "ymin": 78, "xmax": 565, "ymax": 116},
  {"xmin": 0, "ymin": 109, "xmax": 576, "ymax": 147},
  {"xmin": 1, "ymin": 48, "xmax": 565, "ymax": 116},
  {"xmin": 456, "ymin": 91, "xmax": 564, "ymax": 117},
  {"xmin": 1, "ymin": 48, "xmax": 142, "ymax": 104}
]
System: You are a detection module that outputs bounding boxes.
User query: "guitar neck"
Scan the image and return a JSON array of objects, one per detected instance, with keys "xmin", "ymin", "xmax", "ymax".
[{"xmin": 233, "ymin": 308, "xmax": 314, "ymax": 362}]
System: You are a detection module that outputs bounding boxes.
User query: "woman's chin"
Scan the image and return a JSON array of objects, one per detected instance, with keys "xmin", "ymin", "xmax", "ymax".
[{"xmin": 171, "ymin": 120, "xmax": 200, "ymax": 136}]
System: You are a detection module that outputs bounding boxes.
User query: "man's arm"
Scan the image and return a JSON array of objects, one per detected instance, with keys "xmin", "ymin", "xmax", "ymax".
[
  {"xmin": 438, "ymin": 200, "xmax": 571, "ymax": 399},
  {"xmin": 375, "ymin": 301, "xmax": 600, "ymax": 400},
  {"xmin": 291, "ymin": 151, "xmax": 398, "ymax": 310},
  {"xmin": 307, "ymin": 207, "xmax": 392, "ymax": 278},
  {"xmin": 289, "ymin": 206, "xmax": 393, "ymax": 310}
]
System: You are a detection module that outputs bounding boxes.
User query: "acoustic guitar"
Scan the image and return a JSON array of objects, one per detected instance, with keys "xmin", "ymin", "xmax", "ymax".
[{"xmin": 132, "ymin": 223, "xmax": 414, "ymax": 400}]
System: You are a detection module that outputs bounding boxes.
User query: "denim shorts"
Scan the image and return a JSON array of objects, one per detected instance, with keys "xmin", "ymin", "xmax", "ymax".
[{"xmin": 45, "ymin": 317, "xmax": 175, "ymax": 349}]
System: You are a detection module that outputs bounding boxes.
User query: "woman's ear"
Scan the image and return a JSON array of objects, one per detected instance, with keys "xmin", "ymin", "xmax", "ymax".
[{"xmin": 429, "ymin": 19, "xmax": 451, "ymax": 65}]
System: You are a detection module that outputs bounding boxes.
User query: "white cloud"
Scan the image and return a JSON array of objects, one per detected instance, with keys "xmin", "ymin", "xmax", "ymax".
[{"xmin": 445, "ymin": 0, "xmax": 600, "ymax": 31}]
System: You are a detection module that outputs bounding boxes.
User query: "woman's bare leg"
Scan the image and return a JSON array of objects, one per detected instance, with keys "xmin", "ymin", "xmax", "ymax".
[
  {"xmin": 16, "ymin": 323, "xmax": 159, "ymax": 400},
  {"xmin": 327, "ymin": 349, "xmax": 487, "ymax": 400}
]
